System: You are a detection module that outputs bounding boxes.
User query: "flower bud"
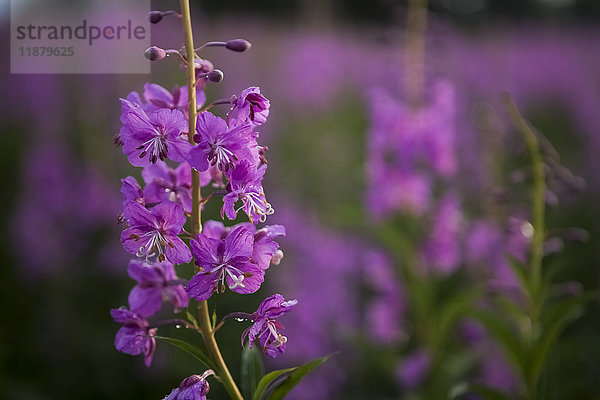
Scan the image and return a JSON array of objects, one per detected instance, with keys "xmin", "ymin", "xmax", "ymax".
[
  {"xmin": 147, "ymin": 11, "xmax": 163, "ymax": 24},
  {"xmin": 144, "ymin": 46, "xmax": 166, "ymax": 61},
  {"xmin": 207, "ymin": 69, "xmax": 224, "ymax": 83},
  {"xmin": 225, "ymin": 39, "xmax": 252, "ymax": 52},
  {"xmin": 271, "ymin": 250, "xmax": 284, "ymax": 265}
]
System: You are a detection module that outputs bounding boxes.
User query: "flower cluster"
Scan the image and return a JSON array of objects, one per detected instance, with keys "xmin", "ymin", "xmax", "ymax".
[{"xmin": 110, "ymin": 23, "xmax": 297, "ymax": 395}]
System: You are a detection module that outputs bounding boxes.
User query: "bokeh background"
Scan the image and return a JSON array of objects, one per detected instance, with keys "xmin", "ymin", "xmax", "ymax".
[{"xmin": 1, "ymin": 0, "xmax": 600, "ymax": 399}]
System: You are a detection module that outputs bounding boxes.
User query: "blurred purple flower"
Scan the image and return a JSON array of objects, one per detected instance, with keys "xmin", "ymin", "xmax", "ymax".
[
  {"xmin": 396, "ymin": 350, "xmax": 431, "ymax": 390},
  {"xmin": 422, "ymin": 194, "xmax": 464, "ymax": 275},
  {"xmin": 366, "ymin": 80, "xmax": 457, "ymax": 218},
  {"xmin": 364, "ymin": 251, "xmax": 405, "ymax": 344}
]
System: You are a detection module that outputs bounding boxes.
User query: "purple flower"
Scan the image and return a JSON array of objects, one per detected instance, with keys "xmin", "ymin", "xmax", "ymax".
[
  {"xmin": 242, "ymin": 294, "xmax": 297, "ymax": 358},
  {"xmin": 143, "ymin": 83, "xmax": 206, "ymax": 114},
  {"xmin": 120, "ymin": 99, "xmax": 191, "ymax": 167},
  {"xmin": 142, "ymin": 161, "xmax": 194, "ymax": 213},
  {"xmin": 200, "ymin": 220, "xmax": 285, "ymax": 269},
  {"xmin": 229, "ymin": 87, "xmax": 270, "ymax": 126},
  {"xmin": 222, "ymin": 161, "xmax": 273, "ymax": 223},
  {"xmin": 186, "ymin": 225, "xmax": 264, "ymax": 300},
  {"xmin": 110, "ymin": 307, "xmax": 157, "ymax": 367},
  {"xmin": 128, "ymin": 259, "xmax": 189, "ymax": 317},
  {"xmin": 252, "ymin": 224, "xmax": 286, "ymax": 269},
  {"xmin": 396, "ymin": 350, "xmax": 431, "ymax": 389},
  {"xmin": 422, "ymin": 194, "xmax": 463, "ymax": 275},
  {"xmin": 121, "ymin": 201, "xmax": 191, "ymax": 264},
  {"xmin": 188, "ymin": 112, "xmax": 254, "ymax": 172},
  {"xmin": 121, "ymin": 176, "xmax": 145, "ymax": 206},
  {"xmin": 163, "ymin": 370, "xmax": 214, "ymax": 400}
]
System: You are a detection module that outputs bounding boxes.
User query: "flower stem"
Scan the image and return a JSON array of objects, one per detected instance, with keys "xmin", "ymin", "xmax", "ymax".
[
  {"xmin": 404, "ymin": 0, "xmax": 428, "ymax": 106},
  {"xmin": 503, "ymin": 94, "xmax": 545, "ymax": 301},
  {"xmin": 503, "ymin": 93, "xmax": 546, "ymax": 400},
  {"xmin": 180, "ymin": 1, "xmax": 243, "ymax": 399}
]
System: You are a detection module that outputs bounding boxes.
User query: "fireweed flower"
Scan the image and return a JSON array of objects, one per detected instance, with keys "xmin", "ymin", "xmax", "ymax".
[
  {"xmin": 143, "ymin": 83, "xmax": 206, "ymax": 115},
  {"xmin": 229, "ymin": 86, "xmax": 270, "ymax": 127},
  {"xmin": 142, "ymin": 161, "xmax": 194, "ymax": 213},
  {"xmin": 186, "ymin": 225, "xmax": 264, "ymax": 301},
  {"xmin": 222, "ymin": 161, "xmax": 273, "ymax": 223},
  {"xmin": 128, "ymin": 259, "xmax": 188, "ymax": 317},
  {"xmin": 200, "ymin": 220, "xmax": 285, "ymax": 269},
  {"xmin": 121, "ymin": 176, "xmax": 145, "ymax": 206},
  {"xmin": 396, "ymin": 350, "xmax": 431, "ymax": 389},
  {"xmin": 110, "ymin": 307, "xmax": 157, "ymax": 367},
  {"xmin": 422, "ymin": 194, "xmax": 463, "ymax": 275},
  {"xmin": 252, "ymin": 224, "xmax": 286, "ymax": 269},
  {"xmin": 121, "ymin": 201, "xmax": 191, "ymax": 264},
  {"xmin": 120, "ymin": 99, "xmax": 191, "ymax": 167},
  {"xmin": 188, "ymin": 112, "xmax": 254, "ymax": 172},
  {"xmin": 242, "ymin": 294, "xmax": 297, "ymax": 358},
  {"xmin": 163, "ymin": 370, "xmax": 214, "ymax": 400}
]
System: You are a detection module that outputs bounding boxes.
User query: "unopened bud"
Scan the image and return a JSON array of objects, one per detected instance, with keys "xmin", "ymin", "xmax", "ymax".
[
  {"xmin": 147, "ymin": 10, "xmax": 179, "ymax": 24},
  {"xmin": 207, "ymin": 69, "xmax": 224, "ymax": 83},
  {"xmin": 144, "ymin": 46, "xmax": 166, "ymax": 61},
  {"xmin": 148, "ymin": 11, "xmax": 163, "ymax": 24},
  {"xmin": 271, "ymin": 250, "xmax": 284, "ymax": 265},
  {"xmin": 225, "ymin": 39, "xmax": 252, "ymax": 52}
]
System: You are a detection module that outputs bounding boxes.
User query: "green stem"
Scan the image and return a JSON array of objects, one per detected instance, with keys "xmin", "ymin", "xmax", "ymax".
[
  {"xmin": 503, "ymin": 94, "xmax": 545, "ymax": 302},
  {"xmin": 404, "ymin": 0, "xmax": 428, "ymax": 106},
  {"xmin": 180, "ymin": 1, "xmax": 243, "ymax": 399},
  {"xmin": 503, "ymin": 93, "xmax": 546, "ymax": 400}
]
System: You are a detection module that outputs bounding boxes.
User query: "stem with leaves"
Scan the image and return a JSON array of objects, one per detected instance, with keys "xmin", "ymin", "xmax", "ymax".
[
  {"xmin": 180, "ymin": 1, "xmax": 243, "ymax": 398},
  {"xmin": 503, "ymin": 94, "xmax": 546, "ymax": 400}
]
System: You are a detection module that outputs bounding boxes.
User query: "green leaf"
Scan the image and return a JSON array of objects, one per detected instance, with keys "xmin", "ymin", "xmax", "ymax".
[
  {"xmin": 528, "ymin": 293, "xmax": 590, "ymax": 383},
  {"xmin": 466, "ymin": 384, "xmax": 514, "ymax": 400},
  {"xmin": 241, "ymin": 346, "xmax": 264, "ymax": 399},
  {"xmin": 154, "ymin": 335, "xmax": 215, "ymax": 371},
  {"xmin": 506, "ymin": 255, "xmax": 530, "ymax": 294},
  {"xmin": 470, "ymin": 309, "xmax": 526, "ymax": 375},
  {"xmin": 211, "ymin": 307, "xmax": 217, "ymax": 329},
  {"xmin": 432, "ymin": 289, "xmax": 480, "ymax": 352},
  {"xmin": 253, "ymin": 368, "xmax": 295, "ymax": 400},
  {"xmin": 186, "ymin": 310, "xmax": 198, "ymax": 329},
  {"xmin": 254, "ymin": 355, "xmax": 331, "ymax": 400}
]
